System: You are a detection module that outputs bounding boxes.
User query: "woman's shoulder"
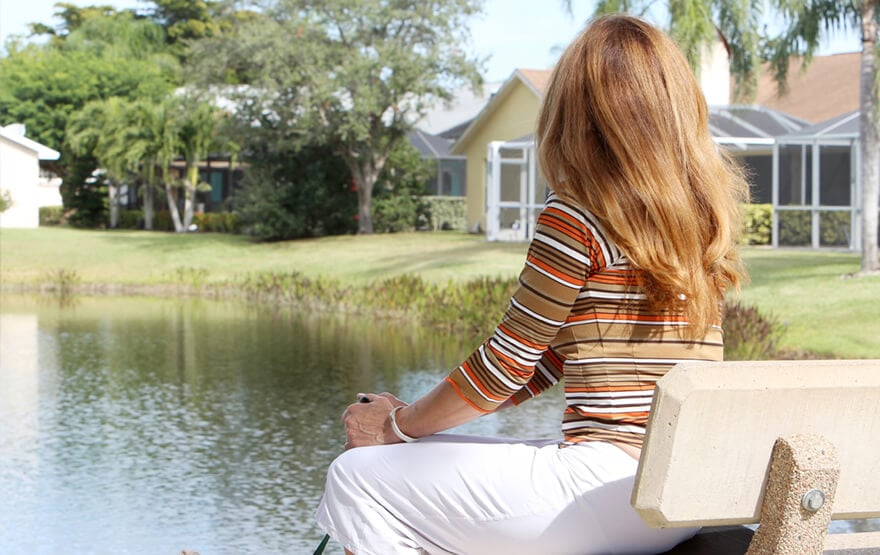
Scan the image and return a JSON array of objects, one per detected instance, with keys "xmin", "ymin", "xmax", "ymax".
[{"xmin": 543, "ymin": 192, "xmax": 624, "ymax": 266}]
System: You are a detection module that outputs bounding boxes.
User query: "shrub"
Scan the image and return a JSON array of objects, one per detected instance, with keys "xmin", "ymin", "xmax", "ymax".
[
  {"xmin": 193, "ymin": 212, "xmax": 241, "ymax": 233},
  {"xmin": 776, "ymin": 210, "xmax": 853, "ymax": 247},
  {"xmin": 777, "ymin": 210, "xmax": 810, "ymax": 246},
  {"xmin": 117, "ymin": 210, "xmax": 142, "ymax": 229},
  {"xmin": 372, "ymin": 141, "xmax": 433, "ymax": 233},
  {"xmin": 424, "ymin": 197, "xmax": 466, "ymax": 231},
  {"xmin": 742, "ymin": 204, "xmax": 771, "ymax": 245},
  {"xmin": 234, "ymin": 145, "xmax": 357, "ymax": 241},
  {"xmin": 154, "ymin": 210, "xmax": 176, "ymax": 231},
  {"xmin": 722, "ymin": 301, "xmax": 783, "ymax": 360},
  {"xmin": 39, "ymin": 206, "xmax": 65, "ymax": 226},
  {"xmin": 0, "ymin": 189, "xmax": 12, "ymax": 213}
]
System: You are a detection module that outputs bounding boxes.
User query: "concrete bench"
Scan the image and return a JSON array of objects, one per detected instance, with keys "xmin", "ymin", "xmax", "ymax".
[{"xmin": 632, "ymin": 360, "xmax": 880, "ymax": 555}]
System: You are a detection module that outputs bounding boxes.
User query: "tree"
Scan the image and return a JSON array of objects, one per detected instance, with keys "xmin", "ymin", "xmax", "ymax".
[
  {"xmin": 189, "ymin": 0, "xmax": 484, "ymax": 234},
  {"xmin": 67, "ymin": 97, "xmax": 132, "ymax": 228},
  {"xmin": 173, "ymin": 94, "xmax": 230, "ymax": 232},
  {"xmin": 0, "ymin": 5, "xmax": 179, "ymax": 227},
  {"xmin": 563, "ymin": 0, "xmax": 879, "ymax": 274}
]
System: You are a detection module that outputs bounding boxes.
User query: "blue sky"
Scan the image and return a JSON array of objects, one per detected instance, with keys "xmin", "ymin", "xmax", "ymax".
[{"xmin": 0, "ymin": 0, "xmax": 862, "ymax": 82}]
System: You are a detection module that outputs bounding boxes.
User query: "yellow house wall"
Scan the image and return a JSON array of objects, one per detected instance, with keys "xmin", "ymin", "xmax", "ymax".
[{"xmin": 460, "ymin": 81, "xmax": 540, "ymax": 233}]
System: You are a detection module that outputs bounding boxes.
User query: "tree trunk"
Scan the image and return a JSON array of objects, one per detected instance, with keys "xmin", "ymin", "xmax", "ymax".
[
  {"xmin": 859, "ymin": 0, "xmax": 879, "ymax": 273},
  {"xmin": 165, "ymin": 182, "xmax": 184, "ymax": 232},
  {"xmin": 108, "ymin": 181, "xmax": 119, "ymax": 229},
  {"xmin": 350, "ymin": 162, "xmax": 381, "ymax": 234},
  {"xmin": 143, "ymin": 165, "xmax": 155, "ymax": 231},
  {"xmin": 183, "ymin": 163, "xmax": 197, "ymax": 231},
  {"xmin": 143, "ymin": 181, "xmax": 155, "ymax": 231}
]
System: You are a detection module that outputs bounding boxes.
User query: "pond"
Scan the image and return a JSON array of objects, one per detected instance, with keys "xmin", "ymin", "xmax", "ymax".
[{"xmin": 0, "ymin": 295, "xmax": 565, "ymax": 555}]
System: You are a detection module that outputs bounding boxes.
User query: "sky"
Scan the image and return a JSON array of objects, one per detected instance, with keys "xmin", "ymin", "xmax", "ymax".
[{"xmin": 0, "ymin": 0, "xmax": 863, "ymax": 82}]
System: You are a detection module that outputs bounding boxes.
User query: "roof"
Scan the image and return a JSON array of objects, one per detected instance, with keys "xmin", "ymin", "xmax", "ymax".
[
  {"xmin": 0, "ymin": 124, "xmax": 60, "ymax": 160},
  {"xmin": 407, "ymin": 129, "xmax": 462, "ymax": 159},
  {"xmin": 450, "ymin": 68, "xmax": 551, "ymax": 154},
  {"xmin": 415, "ymin": 82, "xmax": 503, "ymax": 136},
  {"xmin": 753, "ymin": 52, "xmax": 860, "ymax": 124},
  {"xmin": 516, "ymin": 69, "xmax": 552, "ymax": 97},
  {"xmin": 709, "ymin": 105, "xmax": 808, "ymax": 139},
  {"xmin": 777, "ymin": 110, "xmax": 860, "ymax": 141}
]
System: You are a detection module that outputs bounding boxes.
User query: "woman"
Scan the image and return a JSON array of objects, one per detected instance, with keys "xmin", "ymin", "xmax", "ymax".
[{"xmin": 316, "ymin": 14, "xmax": 749, "ymax": 555}]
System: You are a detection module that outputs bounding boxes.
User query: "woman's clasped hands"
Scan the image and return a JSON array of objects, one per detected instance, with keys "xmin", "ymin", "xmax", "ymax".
[{"xmin": 342, "ymin": 392, "xmax": 407, "ymax": 450}]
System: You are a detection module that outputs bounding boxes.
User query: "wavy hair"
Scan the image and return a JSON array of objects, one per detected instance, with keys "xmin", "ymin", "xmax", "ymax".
[{"xmin": 536, "ymin": 14, "xmax": 749, "ymax": 337}]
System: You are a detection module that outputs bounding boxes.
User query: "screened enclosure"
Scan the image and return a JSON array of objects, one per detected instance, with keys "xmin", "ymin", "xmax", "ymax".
[
  {"xmin": 773, "ymin": 111, "xmax": 872, "ymax": 250},
  {"xmin": 483, "ymin": 106, "xmax": 809, "ymax": 243}
]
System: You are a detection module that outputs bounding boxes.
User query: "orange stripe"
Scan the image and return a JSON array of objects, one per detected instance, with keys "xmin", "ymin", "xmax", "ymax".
[
  {"xmin": 444, "ymin": 377, "xmax": 492, "ymax": 414},
  {"xmin": 527, "ymin": 255, "xmax": 584, "ymax": 286},
  {"xmin": 497, "ymin": 323, "xmax": 545, "ymax": 351},
  {"xmin": 486, "ymin": 345, "xmax": 532, "ymax": 379},
  {"xmin": 576, "ymin": 411, "xmax": 648, "ymax": 420},
  {"xmin": 539, "ymin": 210, "xmax": 585, "ymax": 241},
  {"xmin": 460, "ymin": 362, "xmax": 508, "ymax": 402},
  {"xmin": 567, "ymin": 312, "xmax": 686, "ymax": 323}
]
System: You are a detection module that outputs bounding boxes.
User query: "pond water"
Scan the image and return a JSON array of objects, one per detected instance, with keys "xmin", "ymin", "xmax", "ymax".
[
  {"xmin": 0, "ymin": 295, "xmax": 565, "ymax": 555},
  {"xmin": 3, "ymin": 294, "xmax": 877, "ymax": 554}
]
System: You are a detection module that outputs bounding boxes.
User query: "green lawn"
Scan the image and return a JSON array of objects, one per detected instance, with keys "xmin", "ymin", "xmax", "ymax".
[{"xmin": 1, "ymin": 227, "xmax": 878, "ymax": 358}]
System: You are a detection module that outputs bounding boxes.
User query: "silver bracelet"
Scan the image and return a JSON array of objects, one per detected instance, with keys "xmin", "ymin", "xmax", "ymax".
[{"xmin": 389, "ymin": 405, "xmax": 418, "ymax": 443}]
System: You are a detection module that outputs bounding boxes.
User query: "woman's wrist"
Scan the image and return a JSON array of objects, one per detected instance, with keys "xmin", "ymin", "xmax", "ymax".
[{"xmin": 387, "ymin": 405, "xmax": 418, "ymax": 443}]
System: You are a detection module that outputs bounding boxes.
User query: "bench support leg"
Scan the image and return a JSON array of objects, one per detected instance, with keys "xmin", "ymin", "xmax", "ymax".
[{"xmin": 746, "ymin": 434, "xmax": 840, "ymax": 555}]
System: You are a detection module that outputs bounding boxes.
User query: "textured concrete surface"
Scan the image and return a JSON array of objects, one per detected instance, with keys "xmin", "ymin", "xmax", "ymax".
[
  {"xmin": 746, "ymin": 434, "xmax": 839, "ymax": 555},
  {"xmin": 633, "ymin": 360, "xmax": 880, "ymax": 527}
]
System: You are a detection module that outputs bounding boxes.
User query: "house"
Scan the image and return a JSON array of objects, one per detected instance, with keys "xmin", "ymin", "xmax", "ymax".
[
  {"xmin": 407, "ymin": 129, "xmax": 466, "ymax": 197},
  {"xmin": 451, "ymin": 49, "xmax": 861, "ymax": 242},
  {"xmin": 0, "ymin": 124, "xmax": 61, "ymax": 229},
  {"xmin": 450, "ymin": 69, "xmax": 551, "ymax": 232}
]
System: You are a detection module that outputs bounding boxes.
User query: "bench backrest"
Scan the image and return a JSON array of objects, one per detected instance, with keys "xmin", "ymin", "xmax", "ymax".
[{"xmin": 632, "ymin": 359, "xmax": 880, "ymax": 527}]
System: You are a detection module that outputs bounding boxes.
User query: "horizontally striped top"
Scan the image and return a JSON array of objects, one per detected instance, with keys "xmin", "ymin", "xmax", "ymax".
[{"xmin": 446, "ymin": 193, "xmax": 723, "ymax": 448}]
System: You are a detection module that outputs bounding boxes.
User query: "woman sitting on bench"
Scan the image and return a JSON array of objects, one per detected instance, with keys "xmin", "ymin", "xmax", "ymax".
[{"xmin": 316, "ymin": 13, "xmax": 750, "ymax": 555}]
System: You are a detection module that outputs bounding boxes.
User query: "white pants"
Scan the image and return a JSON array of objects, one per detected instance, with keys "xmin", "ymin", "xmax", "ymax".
[{"xmin": 315, "ymin": 435, "xmax": 697, "ymax": 555}]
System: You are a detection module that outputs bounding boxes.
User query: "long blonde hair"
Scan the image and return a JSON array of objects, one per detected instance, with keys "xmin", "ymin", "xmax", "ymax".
[{"xmin": 536, "ymin": 14, "xmax": 749, "ymax": 337}]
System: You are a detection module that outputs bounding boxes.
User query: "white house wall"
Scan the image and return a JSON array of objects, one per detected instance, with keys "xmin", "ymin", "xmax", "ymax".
[{"xmin": 0, "ymin": 136, "xmax": 41, "ymax": 228}]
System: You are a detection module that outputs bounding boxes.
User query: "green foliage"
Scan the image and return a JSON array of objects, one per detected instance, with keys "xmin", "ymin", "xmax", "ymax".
[
  {"xmin": 0, "ymin": 30, "xmax": 176, "ymax": 154},
  {"xmin": 722, "ymin": 300, "xmax": 783, "ymax": 360},
  {"xmin": 742, "ymin": 203, "xmax": 772, "ymax": 245},
  {"xmin": 241, "ymin": 271, "xmax": 516, "ymax": 342},
  {"xmin": 424, "ymin": 197, "xmax": 467, "ymax": 231},
  {"xmin": 174, "ymin": 266, "xmax": 209, "ymax": 289},
  {"xmin": 187, "ymin": 0, "xmax": 484, "ymax": 233},
  {"xmin": 0, "ymin": 190, "xmax": 12, "ymax": 213},
  {"xmin": 117, "ymin": 210, "xmax": 142, "ymax": 229},
  {"xmin": 234, "ymin": 144, "xmax": 357, "ymax": 241},
  {"xmin": 60, "ymin": 155, "xmax": 109, "ymax": 228},
  {"xmin": 39, "ymin": 206, "xmax": 65, "ymax": 226},
  {"xmin": 154, "ymin": 210, "xmax": 176, "ymax": 231},
  {"xmin": 147, "ymin": 0, "xmax": 222, "ymax": 58},
  {"xmin": 193, "ymin": 212, "xmax": 241, "ymax": 233},
  {"xmin": 778, "ymin": 210, "xmax": 853, "ymax": 247},
  {"xmin": 42, "ymin": 268, "xmax": 80, "ymax": 298},
  {"xmin": 373, "ymin": 141, "xmax": 433, "ymax": 233}
]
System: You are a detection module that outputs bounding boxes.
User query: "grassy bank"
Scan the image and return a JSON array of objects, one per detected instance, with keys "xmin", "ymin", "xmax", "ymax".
[{"xmin": 1, "ymin": 227, "xmax": 878, "ymax": 358}]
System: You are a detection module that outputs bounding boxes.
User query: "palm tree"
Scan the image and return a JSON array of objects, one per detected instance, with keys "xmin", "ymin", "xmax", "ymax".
[
  {"xmin": 67, "ymin": 97, "xmax": 132, "ymax": 228},
  {"xmin": 174, "ymin": 95, "xmax": 220, "ymax": 231},
  {"xmin": 122, "ymin": 97, "xmax": 184, "ymax": 231},
  {"xmin": 563, "ymin": 0, "xmax": 879, "ymax": 274}
]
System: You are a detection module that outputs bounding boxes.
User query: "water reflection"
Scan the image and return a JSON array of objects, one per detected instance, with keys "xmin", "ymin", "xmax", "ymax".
[{"xmin": 0, "ymin": 295, "xmax": 566, "ymax": 554}]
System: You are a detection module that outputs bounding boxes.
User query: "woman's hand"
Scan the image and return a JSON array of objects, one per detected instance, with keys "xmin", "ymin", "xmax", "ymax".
[{"xmin": 342, "ymin": 392, "xmax": 407, "ymax": 450}]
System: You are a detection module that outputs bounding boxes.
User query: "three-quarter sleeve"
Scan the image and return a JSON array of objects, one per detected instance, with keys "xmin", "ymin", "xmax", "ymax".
[{"xmin": 445, "ymin": 195, "xmax": 600, "ymax": 413}]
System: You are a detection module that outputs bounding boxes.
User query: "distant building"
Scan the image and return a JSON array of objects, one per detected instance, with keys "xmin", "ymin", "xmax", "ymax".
[{"xmin": 0, "ymin": 124, "xmax": 61, "ymax": 229}]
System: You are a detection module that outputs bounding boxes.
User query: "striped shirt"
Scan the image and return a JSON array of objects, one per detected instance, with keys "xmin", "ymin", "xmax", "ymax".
[{"xmin": 446, "ymin": 193, "xmax": 723, "ymax": 448}]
